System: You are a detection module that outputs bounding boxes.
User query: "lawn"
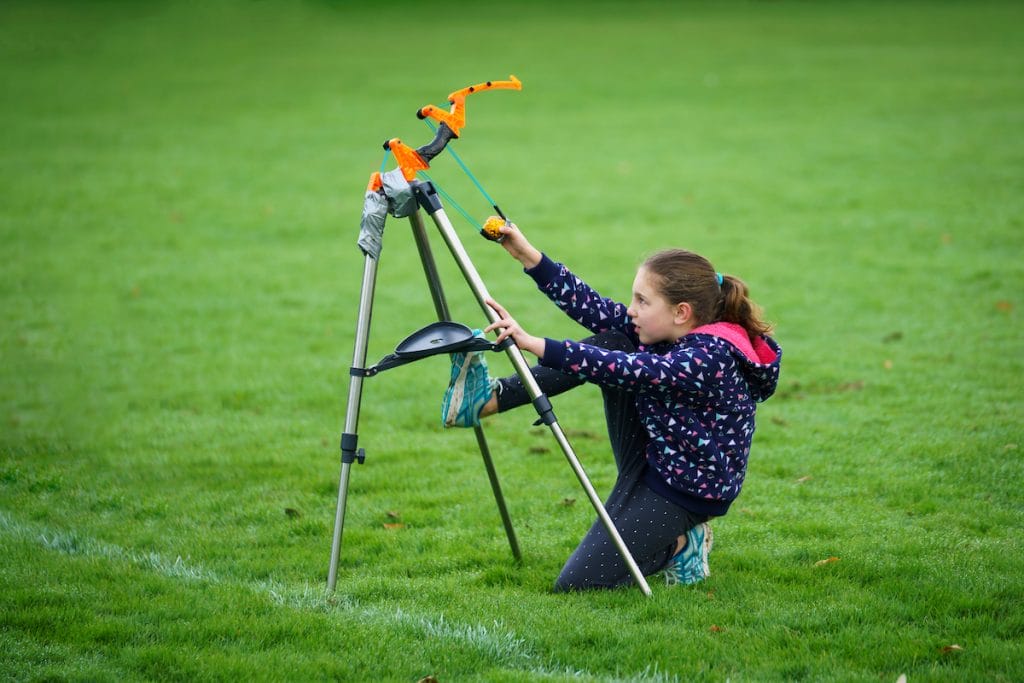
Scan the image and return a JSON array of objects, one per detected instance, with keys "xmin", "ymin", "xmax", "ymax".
[{"xmin": 2, "ymin": 1, "xmax": 1022, "ymax": 681}]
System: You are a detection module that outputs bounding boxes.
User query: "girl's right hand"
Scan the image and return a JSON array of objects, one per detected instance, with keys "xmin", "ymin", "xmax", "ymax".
[{"xmin": 498, "ymin": 222, "xmax": 542, "ymax": 269}]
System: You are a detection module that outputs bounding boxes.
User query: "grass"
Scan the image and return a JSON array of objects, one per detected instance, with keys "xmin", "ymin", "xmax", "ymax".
[{"xmin": 2, "ymin": 1, "xmax": 1022, "ymax": 680}]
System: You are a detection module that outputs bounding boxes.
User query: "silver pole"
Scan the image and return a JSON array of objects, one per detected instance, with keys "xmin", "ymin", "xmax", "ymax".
[
  {"xmin": 407, "ymin": 211, "xmax": 520, "ymax": 561},
  {"xmin": 426, "ymin": 204, "xmax": 652, "ymax": 596},
  {"xmin": 328, "ymin": 254, "xmax": 379, "ymax": 592},
  {"xmin": 408, "ymin": 210, "xmax": 522, "ymax": 562}
]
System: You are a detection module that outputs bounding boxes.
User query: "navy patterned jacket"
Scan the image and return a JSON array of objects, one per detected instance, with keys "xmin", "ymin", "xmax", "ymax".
[{"xmin": 527, "ymin": 254, "xmax": 782, "ymax": 516}]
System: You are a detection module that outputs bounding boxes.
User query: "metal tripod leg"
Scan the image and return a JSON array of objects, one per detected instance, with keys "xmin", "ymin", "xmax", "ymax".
[
  {"xmin": 407, "ymin": 210, "xmax": 522, "ymax": 562},
  {"xmin": 413, "ymin": 183, "xmax": 653, "ymax": 596},
  {"xmin": 327, "ymin": 215, "xmax": 524, "ymax": 592},
  {"xmin": 327, "ymin": 254, "xmax": 378, "ymax": 592}
]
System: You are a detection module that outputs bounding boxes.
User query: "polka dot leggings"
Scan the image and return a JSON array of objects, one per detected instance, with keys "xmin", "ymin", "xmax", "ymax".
[{"xmin": 494, "ymin": 330, "xmax": 708, "ymax": 591}]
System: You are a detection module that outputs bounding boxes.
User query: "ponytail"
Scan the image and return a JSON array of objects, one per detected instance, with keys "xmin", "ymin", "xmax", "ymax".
[
  {"xmin": 642, "ymin": 249, "xmax": 773, "ymax": 342},
  {"xmin": 717, "ymin": 274, "xmax": 773, "ymax": 341}
]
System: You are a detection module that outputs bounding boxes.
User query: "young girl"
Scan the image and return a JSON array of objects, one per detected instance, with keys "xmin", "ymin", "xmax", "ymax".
[{"xmin": 440, "ymin": 222, "xmax": 781, "ymax": 591}]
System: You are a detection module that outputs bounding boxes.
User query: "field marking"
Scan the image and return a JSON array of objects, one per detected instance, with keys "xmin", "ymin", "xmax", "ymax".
[{"xmin": 0, "ymin": 509, "xmax": 684, "ymax": 681}]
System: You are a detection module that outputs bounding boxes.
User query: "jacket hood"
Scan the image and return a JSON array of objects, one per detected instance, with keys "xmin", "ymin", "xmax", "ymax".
[{"xmin": 688, "ymin": 322, "xmax": 781, "ymax": 401}]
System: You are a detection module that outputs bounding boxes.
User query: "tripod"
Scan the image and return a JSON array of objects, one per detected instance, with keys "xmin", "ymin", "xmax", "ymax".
[{"xmin": 327, "ymin": 175, "xmax": 652, "ymax": 598}]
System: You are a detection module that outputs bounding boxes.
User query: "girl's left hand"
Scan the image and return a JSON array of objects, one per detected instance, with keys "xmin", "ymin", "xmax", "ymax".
[{"xmin": 485, "ymin": 298, "xmax": 545, "ymax": 359}]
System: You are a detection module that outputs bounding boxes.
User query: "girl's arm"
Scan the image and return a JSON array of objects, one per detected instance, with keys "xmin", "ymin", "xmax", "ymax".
[
  {"xmin": 497, "ymin": 223, "xmax": 634, "ymax": 338},
  {"xmin": 542, "ymin": 339, "xmax": 721, "ymax": 398},
  {"xmin": 485, "ymin": 298, "xmax": 546, "ymax": 358},
  {"xmin": 496, "ymin": 222, "xmax": 542, "ymax": 269}
]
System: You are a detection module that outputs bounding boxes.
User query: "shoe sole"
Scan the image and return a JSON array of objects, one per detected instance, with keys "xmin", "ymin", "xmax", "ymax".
[
  {"xmin": 443, "ymin": 354, "xmax": 472, "ymax": 427},
  {"xmin": 701, "ymin": 523, "xmax": 713, "ymax": 578}
]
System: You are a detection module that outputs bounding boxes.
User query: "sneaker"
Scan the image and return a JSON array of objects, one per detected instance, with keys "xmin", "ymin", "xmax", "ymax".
[
  {"xmin": 441, "ymin": 331, "xmax": 493, "ymax": 428},
  {"xmin": 663, "ymin": 522, "xmax": 713, "ymax": 586}
]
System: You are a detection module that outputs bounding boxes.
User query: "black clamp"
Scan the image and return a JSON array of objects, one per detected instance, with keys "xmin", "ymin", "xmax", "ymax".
[
  {"xmin": 340, "ymin": 432, "xmax": 365, "ymax": 465},
  {"xmin": 531, "ymin": 394, "xmax": 557, "ymax": 427}
]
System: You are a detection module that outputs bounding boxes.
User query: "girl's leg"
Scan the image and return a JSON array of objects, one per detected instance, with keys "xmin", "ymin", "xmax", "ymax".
[{"xmin": 554, "ymin": 476, "xmax": 708, "ymax": 592}]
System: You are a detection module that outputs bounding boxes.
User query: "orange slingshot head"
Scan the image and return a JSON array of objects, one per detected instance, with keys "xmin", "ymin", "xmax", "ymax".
[
  {"xmin": 417, "ymin": 75, "xmax": 522, "ymax": 138},
  {"xmin": 371, "ymin": 76, "xmax": 523, "ymax": 190},
  {"xmin": 383, "ymin": 138, "xmax": 429, "ymax": 181}
]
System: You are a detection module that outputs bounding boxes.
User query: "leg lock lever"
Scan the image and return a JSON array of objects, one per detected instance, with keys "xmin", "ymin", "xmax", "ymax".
[{"xmin": 340, "ymin": 433, "xmax": 366, "ymax": 465}]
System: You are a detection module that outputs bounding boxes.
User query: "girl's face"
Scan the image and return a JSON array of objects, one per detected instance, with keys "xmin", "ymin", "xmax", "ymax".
[{"xmin": 627, "ymin": 267, "xmax": 691, "ymax": 345}]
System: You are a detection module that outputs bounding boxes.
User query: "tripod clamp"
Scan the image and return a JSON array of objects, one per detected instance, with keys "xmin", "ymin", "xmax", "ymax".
[{"xmin": 350, "ymin": 321, "xmax": 512, "ymax": 379}]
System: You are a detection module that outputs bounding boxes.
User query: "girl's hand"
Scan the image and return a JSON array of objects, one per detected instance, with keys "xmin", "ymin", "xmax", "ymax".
[
  {"xmin": 485, "ymin": 298, "xmax": 545, "ymax": 359},
  {"xmin": 497, "ymin": 222, "xmax": 542, "ymax": 269}
]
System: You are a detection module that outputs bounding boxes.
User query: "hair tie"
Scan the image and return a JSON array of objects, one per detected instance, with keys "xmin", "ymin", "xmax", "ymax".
[{"xmin": 716, "ymin": 272, "xmax": 724, "ymax": 286}]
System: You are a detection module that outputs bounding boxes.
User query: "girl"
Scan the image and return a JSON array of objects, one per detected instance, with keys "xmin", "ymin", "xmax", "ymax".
[{"xmin": 440, "ymin": 222, "xmax": 781, "ymax": 591}]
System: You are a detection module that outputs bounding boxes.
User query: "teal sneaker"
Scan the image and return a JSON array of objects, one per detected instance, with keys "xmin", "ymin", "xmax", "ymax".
[
  {"xmin": 441, "ymin": 330, "xmax": 493, "ymax": 428},
  {"xmin": 663, "ymin": 522, "xmax": 713, "ymax": 586}
]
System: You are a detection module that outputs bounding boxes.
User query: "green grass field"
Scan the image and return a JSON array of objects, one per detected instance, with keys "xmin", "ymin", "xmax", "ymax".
[{"xmin": 2, "ymin": 1, "xmax": 1022, "ymax": 680}]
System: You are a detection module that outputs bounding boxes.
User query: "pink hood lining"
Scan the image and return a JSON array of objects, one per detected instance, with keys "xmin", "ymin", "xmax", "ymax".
[{"xmin": 688, "ymin": 322, "xmax": 778, "ymax": 365}]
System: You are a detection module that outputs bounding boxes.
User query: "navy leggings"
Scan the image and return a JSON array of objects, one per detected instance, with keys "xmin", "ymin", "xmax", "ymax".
[{"xmin": 494, "ymin": 331, "xmax": 707, "ymax": 591}]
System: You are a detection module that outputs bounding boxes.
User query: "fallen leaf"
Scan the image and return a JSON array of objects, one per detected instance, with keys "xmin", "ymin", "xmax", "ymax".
[
  {"xmin": 883, "ymin": 359, "xmax": 894, "ymax": 370},
  {"xmin": 814, "ymin": 556, "xmax": 840, "ymax": 567},
  {"xmin": 709, "ymin": 624, "xmax": 722, "ymax": 633},
  {"xmin": 796, "ymin": 476, "xmax": 812, "ymax": 483},
  {"xmin": 770, "ymin": 416, "xmax": 788, "ymax": 427},
  {"xmin": 383, "ymin": 523, "xmax": 405, "ymax": 530},
  {"xmin": 882, "ymin": 331, "xmax": 903, "ymax": 343},
  {"xmin": 1004, "ymin": 444, "xmax": 1018, "ymax": 451},
  {"xmin": 386, "ymin": 510, "xmax": 401, "ymax": 519},
  {"xmin": 995, "ymin": 300, "xmax": 1013, "ymax": 312},
  {"xmin": 418, "ymin": 677, "xmax": 439, "ymax": 683},
  {"xmin": 284, "ymin": 508, "xmax": 301, "ymax": 519},
  {"xmin": 940, "ymin": 233, "xmax": 953, "ymax": 245},
  {"xmin": 941, "ymin": 644, "xmax": 963, "ymax": 654},
  {"xmin": 529, "ymin": 446, "xmax": 550, "ymax": 454},
  {"xmin": 561, "ymin": 498, "xmax": 576, "ymax": 507}
]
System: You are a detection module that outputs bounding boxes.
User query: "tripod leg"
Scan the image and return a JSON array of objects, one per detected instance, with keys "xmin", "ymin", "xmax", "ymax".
[
  {"xmin": 327, "ymin": 254, "xmax": 379, "ymax": 592},
  {"xmin": 408, "ymin": 210, "xmax": 522, "ymax": 562},
  {"xmin": 413, "ymin": 184, "xmax": 652, "ymax": 596}
]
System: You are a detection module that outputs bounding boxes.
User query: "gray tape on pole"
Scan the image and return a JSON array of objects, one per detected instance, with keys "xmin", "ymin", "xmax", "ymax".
[
  {"xmin": 357, "ymin": 190, "xmax": 388, "ymax": 259},
  {"xmin": 381, "ymin": 169, "xmax": 417, "ymax": 218}
]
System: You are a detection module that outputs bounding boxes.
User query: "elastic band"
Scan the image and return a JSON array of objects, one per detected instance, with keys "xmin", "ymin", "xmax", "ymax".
[{"xmin": 716, "ymin": 272, "xmax": 724, "ymax": 286}]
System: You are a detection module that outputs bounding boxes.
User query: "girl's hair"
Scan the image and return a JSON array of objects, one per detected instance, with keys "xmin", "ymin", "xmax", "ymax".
[{"xmin": 642, "ymin": 249, "xmax": 773, "ymax": 340}]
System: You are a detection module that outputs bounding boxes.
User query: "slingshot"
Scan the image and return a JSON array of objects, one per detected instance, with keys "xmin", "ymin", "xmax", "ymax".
[{"xmin": 327, "ymin": 77, "xmax": 652, "ymax": 596}]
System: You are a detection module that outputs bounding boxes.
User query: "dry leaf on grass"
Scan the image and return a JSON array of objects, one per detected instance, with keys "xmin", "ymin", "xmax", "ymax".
[
  {"xmin": 941, "ymin": 644, "xmax": 964, "ymax": 654},
  {"xmin": 814, "ymin": 556, "xmax": 840, "ymax": 567}
]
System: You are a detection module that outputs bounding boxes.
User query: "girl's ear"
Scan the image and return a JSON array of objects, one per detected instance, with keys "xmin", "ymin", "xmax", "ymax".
[{"xmin": 674, "ymin": 302, "xmax": 693, "ymax": 326}]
